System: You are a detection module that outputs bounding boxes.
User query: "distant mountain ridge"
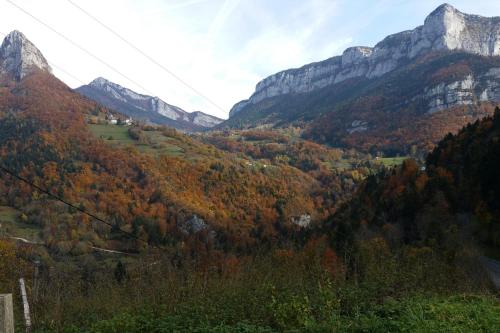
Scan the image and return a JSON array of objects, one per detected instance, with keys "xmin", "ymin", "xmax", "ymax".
[
  {"xmin": 0, "ymin": 31, "xmax": 222, "ymax": 132},
  {"xmin": 0, "ymin": 29, "xmax": 339, "ymax": 257},
  {"xmin": 221, "ymin": 4, "xmax": 500, "ymax": 154},
  {"xmin": 77, "ymin": 78, "xmax": 223, "ymax": 131},
  {"xmin": 229, "ymin": 3, "xmax": 500, "ymax": 117}
]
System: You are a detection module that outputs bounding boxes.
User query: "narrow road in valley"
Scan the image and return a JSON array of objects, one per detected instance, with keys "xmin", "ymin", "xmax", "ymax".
[
  {"xmin": 90, "ymin": 246, "xmax": 133, "ymax": 255},
  {"xmin": 9, "ymin": 236, "xmax": 43, "ymax": 245},
  {"xmin": 480, "ymin": 256, "xmax": 500, "ymax": 289}
]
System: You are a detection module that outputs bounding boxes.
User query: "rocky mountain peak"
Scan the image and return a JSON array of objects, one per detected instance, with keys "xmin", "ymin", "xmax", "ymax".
[
  {"xmin": 428, "ymin": 3, "xmax": 458, "ymax": 16},
  {"xmin": 90, "ymin": 77, "xmax": 110, "ymax": 88},
  {"xmin": 0, "ymin": 30, "xmax": 52, "ymax": 80},
  {"xmin": 423, "ymin": 3, "xmax": 465, "ymax": 42},
  {"xmin": 229, "ymin": 4, "xmax": 500, "ymax": 117},
  {"xmin": 77, "ymin": 78, "xmax": 223, "ymax": 130}
]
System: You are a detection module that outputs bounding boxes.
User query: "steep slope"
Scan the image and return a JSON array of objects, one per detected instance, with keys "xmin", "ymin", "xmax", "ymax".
[
  {"xmin": 223, "ymin": 4, "xmax": 500, "ymax": 154},
  {"xmin": 304, "ymin": 52, "xmax": 500, "ymax": 154},
  {"xmin": 327, "ymin": 107, "xmax": 500, "ymax": 255},
  {"xmin": 0, "ymin": 30, "xmax": 52, "ymax": 80},
  {"xmin": 0, "ymin": 71, "xmax": 327, "ymax": 254},
  {"xmin": 77, "ymin": 78, "xmax": 223, "ymax": 131},
  {"xmin": 0, "ymin": 31, "xmax": 354, "ymax": 255}
]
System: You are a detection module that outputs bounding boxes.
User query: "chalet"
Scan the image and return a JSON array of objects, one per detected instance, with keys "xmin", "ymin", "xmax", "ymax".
[{"xmin": 106, "ymin": 114, "xmax": 118, "ymax": 125}]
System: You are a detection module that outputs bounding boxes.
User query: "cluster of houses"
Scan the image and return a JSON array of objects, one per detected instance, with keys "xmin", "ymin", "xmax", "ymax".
[{"xmin": 105, "ymin": 114, "xmax": 133, "ymax": 126}]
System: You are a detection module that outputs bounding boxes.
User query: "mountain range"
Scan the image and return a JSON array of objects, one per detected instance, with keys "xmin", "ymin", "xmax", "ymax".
[
  {"xmin": 1, "ymin": 4, "xmax": 499, "ymax": 329},
  {"xmin": 0, "ymin": 30, "xmax": 222, "ymax": 132},
  {"xmin": 222, "ymin": 3, "xmax": 500, "ymax": 153},
  {"xmin": 0, "ymin": 28, "xmax": 342, "ymax": 253},
  {"xmin": 4, "ymin": 4, "xmax": 499, "ymax": 152},
  {"xmin": 77, "ymin": 78, "xmax": 223, "ymax": 131}
]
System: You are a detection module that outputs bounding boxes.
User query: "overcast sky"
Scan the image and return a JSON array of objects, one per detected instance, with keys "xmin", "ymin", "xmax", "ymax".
[{"xmin": 0, "ymin": 0, "xmax": 499, "ymax": 118}]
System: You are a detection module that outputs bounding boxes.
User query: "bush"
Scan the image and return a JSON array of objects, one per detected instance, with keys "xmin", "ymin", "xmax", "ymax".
[{"xmin": 39, "ymin": 295, "xmax": 499, "ymax": 333}]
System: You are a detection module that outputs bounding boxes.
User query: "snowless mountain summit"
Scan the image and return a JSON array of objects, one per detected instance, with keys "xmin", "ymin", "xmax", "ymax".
[
  {"xmin": 77, "ymin": 77, "xmax": 223, "ymax": 131},
  {"xmin": 0, "ymin": 30, "xmax": 52, "ymax": 80},
  {"xmin": 229, "ymin": 3, "xmax": 500, "ymax": 117}
]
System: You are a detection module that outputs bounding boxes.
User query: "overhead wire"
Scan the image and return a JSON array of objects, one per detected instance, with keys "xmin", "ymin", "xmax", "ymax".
[
  {"xmin": 4, "ymin": 0, "xmax": 156, "ymax": 96},
  {"xmin": 64, "ymin": 0, "xmax": 227, "ymax": 114},
  {"xmin": 0, "ymin": 32, "xmax": 163, "ymax": 252},
  {"xmin": 0, "ymin": 165, "xmax": 149, "ymax": 246}
]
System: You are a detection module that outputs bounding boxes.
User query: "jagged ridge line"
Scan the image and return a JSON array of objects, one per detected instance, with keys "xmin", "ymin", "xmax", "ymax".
[
  {"xmin": 65, "ymin": 0, "xmax": 227, "ymax": 114},
  {"xmin": 0, "ymin": 31, "xmax": 89, "ymax": 96},
  {"xmin": 4, "ymin": 0, "xmax": 157, "ymax": 97}
]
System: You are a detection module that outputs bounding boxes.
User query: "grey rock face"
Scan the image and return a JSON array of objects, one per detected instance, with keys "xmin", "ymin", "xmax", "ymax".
[
  {"xmin": 191, "ymin": 111, "xmax": 223, "ymax": 127},
  {"xmin": 291, "ymin": 214, "xmax": 311, "ymax": 228},
  {"xmin": 230, "ymin": 4, "xmax": 500, "ymax": 117},
  {"xmin": 479, "ymin": 68, "xmax": 500, "ymax": 102},
  {"xmin": 178, "ymin": 215, "xmax": 208, "ymax": 235},
  {"xmin": 78, "ymin": 77, "xmax": 223, "ymax": 130},
  {"xmin": 424, "ymin": 69, "xmax": 500, "ymax": 113},
  {"xmin": 348, "ymin": 120, "xmax": 369, "ymax": 134},
  {"xmin": 0, "ymin": 30, "xmax": 51, "ymax": 80},
  {"xmin": 425, "ymin": 75, "xmax": 475, "ymax": 113}
]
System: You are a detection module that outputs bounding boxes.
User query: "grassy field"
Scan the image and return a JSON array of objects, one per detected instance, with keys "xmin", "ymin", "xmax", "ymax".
[
  {"xmin": 88, "ymin": 124, "xmax": 411, "ymax": 174},
  {"xmin": 88, "ymin": 124, "xmax": 186, "ymax": 157},
  {"xmin": 143, "ymin": 131, "xmax": 185, "ymax": 157},
  {"xmin": 89, "ymin": 124, "xmax": 136, "ymax": 145},
  {"xmin": 0, "ymin": 206, "xmax": 42, "ymax": 242}
]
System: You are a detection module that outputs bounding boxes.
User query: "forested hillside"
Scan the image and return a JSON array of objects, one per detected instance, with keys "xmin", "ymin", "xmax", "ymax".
[
  {"xmin": 223, "ymin": 52, "xmax": 499, "ymax": 155},
  {"xmin": 223, "ymin": 4, "xmax": 500, "ymax": 156},
  {"xmin": 0, "ymin": 71, "xmax": 367, "ymax": 257},
  {"xmin": 0, "ymin": 10, "xmax": 499, "ymax": 330},
  {"xmin": 1, "ymin": 74, "xmax": 497, "ymax": 331},
  {"xmin": 327, "ymin": 107, "xmax": 500, "ymax": 259},
  {"xmin": 1, "ymin": 75, "xmax": 498, "ymax": 333}
]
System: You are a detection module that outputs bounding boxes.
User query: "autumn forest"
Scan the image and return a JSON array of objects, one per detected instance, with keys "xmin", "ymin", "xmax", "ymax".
[{"xmin": 1, "ymin": 3, "xmax": 500, "ymax": 331}]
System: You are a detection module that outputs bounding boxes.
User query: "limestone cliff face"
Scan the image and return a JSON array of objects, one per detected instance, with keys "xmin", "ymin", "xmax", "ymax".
[
  {"xmin": 230, "ymin": 4, "xmax": 500, "ymax": 117},
  {"xmin": 77, "ymin": 77, "xmax": 223, "ymax": 130},
  {"xmin": 423, "ymin": 68, "xmax": 500, "ymax": 114},
  {"xmin": 0, "ymin": 30, "xmax": 52, "ymax": 80}
]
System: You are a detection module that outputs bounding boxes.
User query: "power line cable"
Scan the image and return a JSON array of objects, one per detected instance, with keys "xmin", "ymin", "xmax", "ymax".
[
  {"xmin": 0, "ymin": 164, "xmax": 149, "ymax": 245},
  {"xmin": 65, "ymin": 0, "xmax": 227, "ymax": 114},
  {"xmin": 47, "ymin": 61, "xmax": 87, "ymax": 86},
  {"xmin": 0, "ymin": 30, "xmax": 149, "ymax": 248},
  {"xmin": 4, "ymin": 0, "xmax": 156, "ymax": 96},
  {"xmin": 0, "ymin": 31, "xmax": 92, "ymax": 89}
]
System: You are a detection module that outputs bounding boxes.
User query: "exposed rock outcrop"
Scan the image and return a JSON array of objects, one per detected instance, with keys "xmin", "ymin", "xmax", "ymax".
[
  {"xmin": 424, "ymin": 69, "xmax": 500, "ymax": 113},
  {"xmin": 291, "ymin": 214, "xmax": 312, "ymax": 228},
  {"xmin": 0, "ymin": 30, "xmax": 52, "ymax": 80},
  {"xmin": 178, "ymin": 215, "xmax": 208, "ymax": 235},
  {"xmin": 230, "ymin": 4, "xmax": 500, "ymax": 117},
  {"xmin": 77, "ymin": 77, "xmax": 223, "ymax": 131}
]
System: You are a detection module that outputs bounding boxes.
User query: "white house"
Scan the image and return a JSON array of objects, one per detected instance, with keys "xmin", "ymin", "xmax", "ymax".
[{"xmin": 106, "ymin": 114, "xmax": 118, "ymax": 125}]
